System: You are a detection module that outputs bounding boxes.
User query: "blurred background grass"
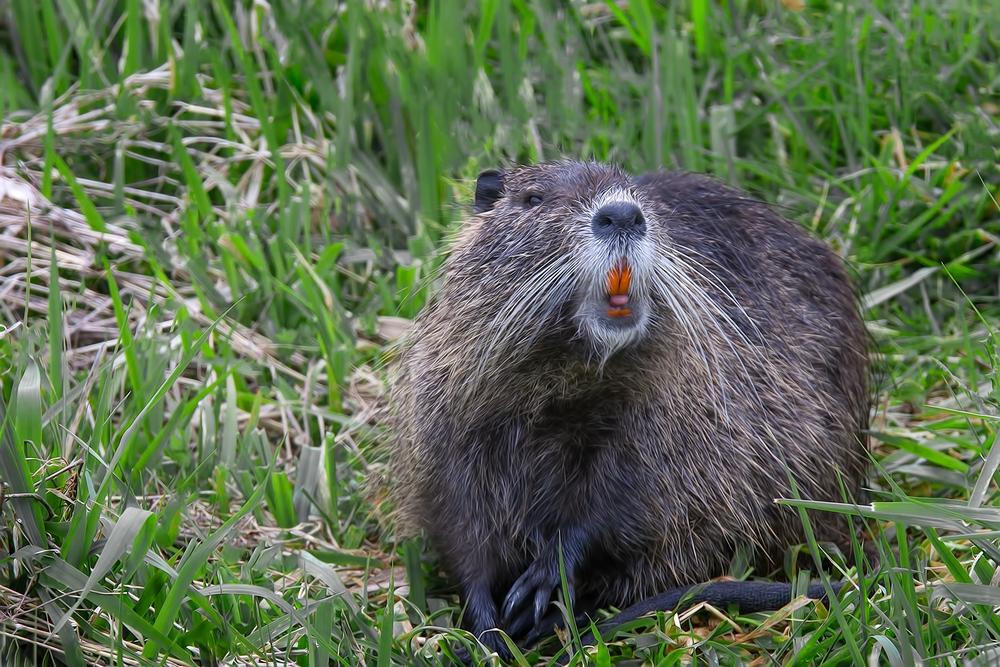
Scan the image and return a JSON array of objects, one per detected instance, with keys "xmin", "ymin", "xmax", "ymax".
[{"xmin": 1, "ymin": 0, "xmax": 999, "ymax": 665}]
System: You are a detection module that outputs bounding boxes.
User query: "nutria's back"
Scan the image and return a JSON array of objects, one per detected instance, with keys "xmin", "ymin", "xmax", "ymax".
[{"xmin": 386, "ymin": 160, "xmax": 869, "ymax": 654}]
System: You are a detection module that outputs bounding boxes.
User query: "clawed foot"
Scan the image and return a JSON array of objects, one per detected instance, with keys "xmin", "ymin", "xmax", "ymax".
[
  {"xmin": 454, "ymin": 537, "xmax": 585, "ymax": 663},
  {"xmin": 501, "ymin": 555, "xmax": 575, "ymax": 641}
]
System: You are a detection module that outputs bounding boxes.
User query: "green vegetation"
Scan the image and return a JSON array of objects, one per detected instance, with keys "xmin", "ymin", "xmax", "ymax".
[{"xmin": 1, "ymin": 0, "xmax": 999, "ymax": 664}]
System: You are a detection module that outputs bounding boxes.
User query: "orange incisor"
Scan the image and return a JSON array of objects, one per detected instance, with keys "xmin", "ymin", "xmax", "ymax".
[{"xmin": 607, "ymin": 259, "xmax": 632, "ymax": 317}]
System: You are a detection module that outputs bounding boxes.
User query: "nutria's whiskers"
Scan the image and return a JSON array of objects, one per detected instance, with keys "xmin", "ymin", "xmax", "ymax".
[{"xmin": 468, "ymin": 253, "xmax": 578, "ymax": 393}]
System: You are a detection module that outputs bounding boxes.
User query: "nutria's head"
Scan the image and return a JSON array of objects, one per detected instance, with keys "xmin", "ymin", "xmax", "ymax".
[{"xmin": 450, "ymin": 161, "xmax": 665, "ymax": 362}]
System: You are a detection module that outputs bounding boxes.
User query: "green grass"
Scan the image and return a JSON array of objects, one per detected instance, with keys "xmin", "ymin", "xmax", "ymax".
[{"xmin": 1, "ymin": 0, "xmax": 999, "ymax": 665}]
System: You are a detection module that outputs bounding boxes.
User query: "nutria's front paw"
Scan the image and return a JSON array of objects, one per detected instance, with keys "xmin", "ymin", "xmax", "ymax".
[{"xmin": 501, "ymin": 558, "xmax": 575, "ymax": 639}]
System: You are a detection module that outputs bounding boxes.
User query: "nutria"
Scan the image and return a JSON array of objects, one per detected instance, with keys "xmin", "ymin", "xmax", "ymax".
[{"xmin": 385, "ymin": 160, "xmax": 870, "ymax": 660}]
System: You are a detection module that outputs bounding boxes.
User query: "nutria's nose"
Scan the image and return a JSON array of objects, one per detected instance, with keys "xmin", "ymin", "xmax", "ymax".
[{"xmin": 591, "ymin": 202, "xmax": 646, "ymax": 239}]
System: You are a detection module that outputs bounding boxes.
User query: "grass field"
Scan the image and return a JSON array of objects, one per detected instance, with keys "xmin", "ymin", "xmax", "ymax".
[{"xmin": 1, "ymin": 0, "xmax": 1000, "ymax": 665}]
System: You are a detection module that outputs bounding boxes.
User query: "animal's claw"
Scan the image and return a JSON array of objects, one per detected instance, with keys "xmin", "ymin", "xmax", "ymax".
[
  {"xmin": 502, "ymin": 556, "xmax": 576, "ymax": 642},
  {"xmin": 501, "ymin": 572, "xmax": 531, "ymax": 622},
  {"xmin": 502, "ymin": 564, "xmax": 547, "ymax": 638},
  {"xmin": 534, "ymin": 583, "xmax": 551, "ymax": 628}
]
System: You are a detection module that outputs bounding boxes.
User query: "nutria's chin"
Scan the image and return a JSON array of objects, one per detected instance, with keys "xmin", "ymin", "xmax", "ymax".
[
  {"xmin": 576, "ymin": 300, "xmax": 650, "ymax": 355},
  {"xmin": 383, "ymin": 160, "xmax": 871, "ymax": 662}
]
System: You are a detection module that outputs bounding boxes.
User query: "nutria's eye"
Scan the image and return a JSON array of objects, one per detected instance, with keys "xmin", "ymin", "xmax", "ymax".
[{"xmin": 524, "ymin": 194, "xmax": 543, "ymax": 208}]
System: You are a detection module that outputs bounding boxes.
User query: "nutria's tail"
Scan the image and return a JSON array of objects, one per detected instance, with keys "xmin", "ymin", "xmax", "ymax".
[
  {"xmin": 555, "ymin": 580, "xmax": 850, "ymax": 661},
  {"xmin": 602, "ymin": 580, "xmax": 843, "ymax": 631}
]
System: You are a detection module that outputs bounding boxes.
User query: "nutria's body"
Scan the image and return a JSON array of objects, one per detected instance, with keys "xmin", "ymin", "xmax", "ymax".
[{"xmin": 386, "ymin": 161, "xmax": 869, "ymax": 657}]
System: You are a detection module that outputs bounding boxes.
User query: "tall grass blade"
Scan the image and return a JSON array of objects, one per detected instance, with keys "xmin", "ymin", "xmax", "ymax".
[
  {"xmin": 50, "ymin": 507, "xmax": 156, "ymax": 634},
  {"xmin": 0, "ymin": 378, "xmax": 46, "ymax": 547}
]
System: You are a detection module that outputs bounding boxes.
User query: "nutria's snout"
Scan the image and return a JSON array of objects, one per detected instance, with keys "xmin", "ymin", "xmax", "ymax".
[
  {"xmin": 593, "ymin": 203, "xmax": 645, "ymax": 320},
  {"xmin": 582, "ymin": 199, "xmax": 649, "ymax": 331},
  {"xmin": 592, "ymin": 201, "xmax": 647, "ymax": 240}
]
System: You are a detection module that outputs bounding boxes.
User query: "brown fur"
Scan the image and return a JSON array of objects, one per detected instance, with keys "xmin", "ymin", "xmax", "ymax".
[{"xmin": 384, "ymin": 160, "xmax": 870, "ymax": 655}]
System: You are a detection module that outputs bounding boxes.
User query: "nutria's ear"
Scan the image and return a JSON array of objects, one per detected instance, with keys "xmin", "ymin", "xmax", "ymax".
[{"xmin": 474, "ymin": 169, "xmax": 505, "ymax": 213}]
